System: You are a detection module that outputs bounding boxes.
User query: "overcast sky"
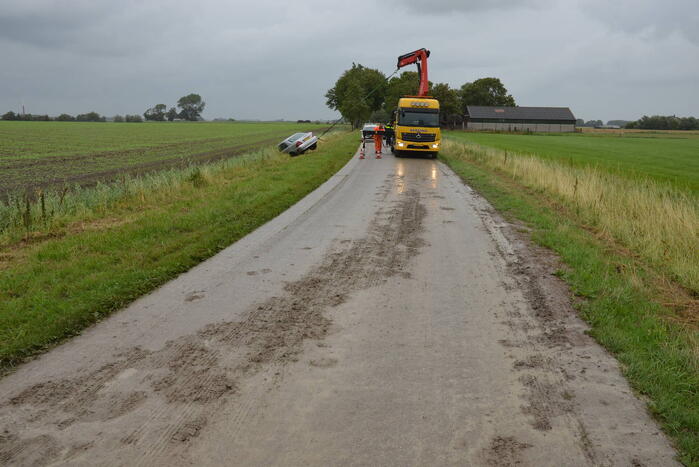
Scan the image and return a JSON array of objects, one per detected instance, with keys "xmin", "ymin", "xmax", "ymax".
[{"xmin": 1, "ymin": 0, "xmax": 697, "ymax": 122}]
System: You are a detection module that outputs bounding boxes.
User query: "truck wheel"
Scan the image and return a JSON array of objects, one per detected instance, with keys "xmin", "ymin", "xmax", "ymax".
[{"xmin": 309, "ymin": 143, "xmax": 317, "ymax": 150}]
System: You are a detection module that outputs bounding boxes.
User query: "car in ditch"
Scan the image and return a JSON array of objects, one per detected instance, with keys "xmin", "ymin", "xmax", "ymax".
[{"xmin": 278, "ymin": 132, "xmax": 318, "ymax": 156}]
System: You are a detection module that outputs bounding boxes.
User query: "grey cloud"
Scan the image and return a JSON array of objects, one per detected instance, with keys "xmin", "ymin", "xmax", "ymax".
[
  {"xmin": 0, "ymin": 0, "xmax": 697, "ymax": 121},
  {"xmin": 0, "ymin": 1, "xmax": 179, "ymax": 56},
  {"xmin": 583, "ymin": 0, "xmax": 699, "ymax": 44},
  {"xmin": 391, "ymin": 0, "xmax": 547, "ymax": 13},
  {"xmin": 0, "ymin": 2, "xmax": 117, "ymax": 48}
]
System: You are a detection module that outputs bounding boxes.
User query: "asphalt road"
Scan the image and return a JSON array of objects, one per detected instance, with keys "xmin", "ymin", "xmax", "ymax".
[{"xmin": 0, "ymin": 142, "xmax": 679, "ymax": 466}]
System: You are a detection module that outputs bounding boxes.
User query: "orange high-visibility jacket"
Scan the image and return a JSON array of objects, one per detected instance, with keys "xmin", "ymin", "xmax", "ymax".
[{"xmin": 373, "ymin": 126, "xmax": 382, "ymax": 145}]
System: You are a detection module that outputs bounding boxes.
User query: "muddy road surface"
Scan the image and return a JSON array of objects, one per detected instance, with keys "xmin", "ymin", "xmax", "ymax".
[{"xmin": 0, "ymin": 142, "xmax": 679, "ymax": 466}]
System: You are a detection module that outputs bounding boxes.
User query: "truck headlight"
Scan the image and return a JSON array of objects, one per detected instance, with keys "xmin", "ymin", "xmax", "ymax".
[
  {"xmin": 398, "ymin": 142, "xmax": 404, "ymax": 147},
  {"xmin": 432, "ymin": 144, "xmax": 439, "ymax": 148}
]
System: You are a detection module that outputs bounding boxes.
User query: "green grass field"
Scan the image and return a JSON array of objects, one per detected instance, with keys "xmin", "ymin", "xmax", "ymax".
[
  {"xmin": 446, "ymin": 130, "xmax": 699, "ymax": 193},
  {"xmin": 0, "ymin": 121, "xmax": 330, "ymax": 193}
]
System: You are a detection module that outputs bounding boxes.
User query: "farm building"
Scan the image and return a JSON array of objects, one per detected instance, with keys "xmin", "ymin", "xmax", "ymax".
[{"xmin": 464, "ymin": 106, "xmax": 576, "ymax": 132}]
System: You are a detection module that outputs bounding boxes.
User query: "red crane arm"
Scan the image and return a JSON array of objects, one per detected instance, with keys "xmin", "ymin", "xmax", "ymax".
[{"xmin": 396, "ymin": 48, "xmax": 431, "ymax": 97}]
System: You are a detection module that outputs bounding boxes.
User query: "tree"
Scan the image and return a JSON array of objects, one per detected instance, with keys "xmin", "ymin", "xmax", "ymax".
[
  {"xmin": 144, "ymin": 103, "xmax": 167, "ymax": 121},
  {"xmin": 369, "ymin": 108, "xmax": 390, "ymax": 123},
  {"xmin": 334, "ymin": 80, "xmax": 372, "ymax": 129},
  {"xmin": 625, "ymin": 115, "xmax": 699, "ymax": 130},
  {"xmin": 113, "ymin": 115, "xmax": 125, "ymax": 122},
  {"xmin": 177, "ymin": 94, "xmax": 205, "ymax": 121},
  {"xmin": 382, "ymin": 71, "xmax": 429, "ymax": 114},
  {"xmin": 166, "ymin": 107, "xmax": 178, "ymax": 122},
  {"xmin": 325, "ymin": 63, "xmax": 386, "ymax": 128},
  {"xmin": 56, "ymin": 113, "xmax": 75, "ymax": 122},
  {"xmin": 76, "ymin": 112, "xmax": 105, "ymax": 122},
  {"xmin": 459, "ymin": 77, "xmax": 515, "ymax": 111},
  {"xmin": 125, "ymin": 114, "xmax": 143, "ymax": 123},
  {"xmin": 2, "ymin": 111, "xmax": 18, "ymax": 120},
  {"xmin": 607, "ymin": 120, "xmax": 630, "ymax": 127},
  {"xmin": 429, "ymin": 83, "xmax": 461, "ymax": 128}
]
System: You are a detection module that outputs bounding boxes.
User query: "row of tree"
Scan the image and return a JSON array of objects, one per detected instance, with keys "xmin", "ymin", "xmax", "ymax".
[
  {"xmin": 0, "ymin": 93, "xmax": 206, "ymax": 123},
  {"xmin": 576, "ymin": 119, "xmax": 603, "ymax": 127},
  {"xmin": 575, "ymin": 119, "xmax": 632, "ymax": 128},
  {"xmin": 1, "ymin": 111, "xmax": 108, "ymax": 122},
  {"xmin": 574, "ymin": 116, "xmax": 699, "ymax": 130},
  {"xmin": 325, "ymin": 64, "xmax": 516, "ymax": 128},
  {"xmin": 143, "ymin": 94, "xmax": 205, "ymax": 121},
  {"xmin": 625, "ymin": 115, "xmax": 699, "ymax": 130}
]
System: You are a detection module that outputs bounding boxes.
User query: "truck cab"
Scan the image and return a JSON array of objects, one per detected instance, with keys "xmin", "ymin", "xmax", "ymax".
[{"xmin": 393, "ymin": 97, "xmax": 440, "ymax": 158}]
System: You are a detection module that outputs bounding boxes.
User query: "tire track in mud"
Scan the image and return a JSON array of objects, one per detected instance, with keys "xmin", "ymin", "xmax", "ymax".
[
  {"xmin": 0, "ymin": 179, "xmax": 427, "ymax": 466},
  {"xmin": 482, "ymin": 435, "xmax": 532, "ymax": 466},
  {"xmin": 465, "ymin": 187, "xmax": 600, "ymax": 464}
]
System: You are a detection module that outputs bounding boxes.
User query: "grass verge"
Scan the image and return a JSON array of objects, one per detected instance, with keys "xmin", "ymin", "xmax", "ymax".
[
  {"xmin": 446, "ymin": 130, "xmax": 699, "ymax": 193},
  {"xmin": 440, "ymin": 139, "xmax": 699, "ymax": 466},
  {"xmin": 441, "ymin": 140, "xmax": 699, "ymax": 295},
  {"xmin": 0, "ymin": 131, "xmax": 357, "ymax": 372}
]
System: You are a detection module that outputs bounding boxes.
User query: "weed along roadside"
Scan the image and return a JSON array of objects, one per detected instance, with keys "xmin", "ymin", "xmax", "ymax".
[
  {"xmin": 0, "ymin": 130, "xmax": 357, "ymax": 372},
  {"xmin": 439, "ymin": 135, "xmax": 699, "ymax": 465}
]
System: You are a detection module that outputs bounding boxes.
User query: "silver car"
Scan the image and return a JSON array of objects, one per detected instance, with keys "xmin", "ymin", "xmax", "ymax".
[
  {"xmin": 278, "ymin": 132, "xmax": 318, "ymax": 156},
  {"xmin": 361, "ymin": 123, "xmax": 380, "ymax": 140}
]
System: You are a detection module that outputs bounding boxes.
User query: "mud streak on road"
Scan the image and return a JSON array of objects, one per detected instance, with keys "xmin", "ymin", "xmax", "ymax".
[{"xmin": 0, "ymin": 180, "xmax": 426, "ymax": 465}]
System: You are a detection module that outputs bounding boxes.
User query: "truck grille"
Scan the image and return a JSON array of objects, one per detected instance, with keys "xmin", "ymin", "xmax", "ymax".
[{"xmin": 401, "ymin": 132, "xmax": 436, "ymax": 142}]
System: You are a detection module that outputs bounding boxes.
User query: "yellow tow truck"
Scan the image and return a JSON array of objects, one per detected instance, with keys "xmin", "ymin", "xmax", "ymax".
[
  {"xmin": 393, "ymin": 96, "xmax": 440, "ymax": 158},
  {"xmin": 390, "ymin": 48, "xmax": 440, "ymax": 159}
]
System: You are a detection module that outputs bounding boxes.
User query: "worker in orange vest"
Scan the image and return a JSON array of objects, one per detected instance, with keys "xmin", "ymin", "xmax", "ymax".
[{"xmin": 373, "ymin": 124, "xmax": 383, "ymax": 157}]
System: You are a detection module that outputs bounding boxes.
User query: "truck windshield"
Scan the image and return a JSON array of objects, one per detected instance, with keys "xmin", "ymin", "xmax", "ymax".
[{"xmin": 398, "ymin": 110, "xmax": 439, "ymax": 127}]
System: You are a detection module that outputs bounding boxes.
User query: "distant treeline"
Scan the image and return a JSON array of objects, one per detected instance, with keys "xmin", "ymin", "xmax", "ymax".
[
  {"xmin": 1, "ymin": 111, "xmax": 148, "ymax": 122},
  {"xmin": 576, "ymin": 119, "xmax": 631, "ymax": 128},
  {"xmin": 625, "ymin": 115, "xmax": 699, "ymax": 130},
  {"xmin": 1, "ymin": 93, "xmax": 207, "ymax": 124},
  {"xmin": 576, "ymin": 116, "xmax": 699, "ymax": 130}
]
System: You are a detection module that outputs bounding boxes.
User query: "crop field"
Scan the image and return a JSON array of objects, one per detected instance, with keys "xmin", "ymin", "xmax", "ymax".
[
  {"xmin": 446, "ymin": 130, "xmax": 699, "ymax": 193},
  {"xmin": 0, "ymin": 121, "xmax": 330, "ymax": 194}
]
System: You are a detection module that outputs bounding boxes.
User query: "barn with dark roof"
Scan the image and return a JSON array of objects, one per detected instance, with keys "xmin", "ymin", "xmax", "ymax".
[{"xmin": 465, "ymin": 106, "xmax": 576, "ymax": 133}]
